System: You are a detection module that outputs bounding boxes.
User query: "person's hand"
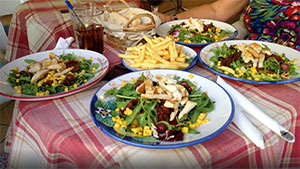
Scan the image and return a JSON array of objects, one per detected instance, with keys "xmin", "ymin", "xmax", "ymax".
[{"xmin": 155, "ymin": 12, "xmax": 174, "ymax": 23}]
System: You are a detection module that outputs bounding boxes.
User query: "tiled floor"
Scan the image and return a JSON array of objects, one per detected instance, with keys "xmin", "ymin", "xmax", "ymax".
[
  {"xmin": 0, "ymin": 101, "xmax": 14, "ymax": 152},
  {"xmin": 1, "ymin": 12, "xmax": 13, "ymax": 153}
]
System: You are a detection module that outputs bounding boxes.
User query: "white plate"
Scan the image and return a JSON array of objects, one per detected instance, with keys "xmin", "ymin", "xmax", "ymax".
[
  {"xmin": 122, "ymin": 44, "xmax": 198, "ymax": 71},
  {"xmin": 156, "ymin": 19, "xmax": 238, "ymax": 47},
  {"xmin": 0, "ymin": 49, "xmax": 109, "ymax": 101},
  {"xmin": 90, "ymin": 69, "xmax": 234, "ymax": 149},
  {"xmin": 199, "ymin": 40, "xmax": 300, "ymax": 84}
]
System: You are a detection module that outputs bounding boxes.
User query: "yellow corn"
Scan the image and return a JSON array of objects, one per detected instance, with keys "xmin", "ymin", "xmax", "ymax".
[{"xmin": 182, "ymin": 127, "xmax": 189, "ymax": 134}]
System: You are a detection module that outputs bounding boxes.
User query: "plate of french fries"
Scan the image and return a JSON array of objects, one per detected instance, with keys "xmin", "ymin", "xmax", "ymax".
[{"xmin": 118, "ymin": 36, "xmax": 198, "ymax": 71}]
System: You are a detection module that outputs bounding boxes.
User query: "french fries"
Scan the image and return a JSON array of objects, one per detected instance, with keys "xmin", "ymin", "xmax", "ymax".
[{"xmin": 118, "ymin": 36, "xmax": 192, "ymax": 70}]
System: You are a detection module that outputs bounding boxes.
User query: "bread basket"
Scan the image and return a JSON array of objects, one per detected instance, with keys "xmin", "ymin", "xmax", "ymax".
[{"xmin": 98, "ymin": 0, "xmax": 161, "ymax": 50}]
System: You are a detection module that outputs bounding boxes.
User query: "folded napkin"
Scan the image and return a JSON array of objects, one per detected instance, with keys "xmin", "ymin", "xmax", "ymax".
[
  {"xmin": 233, "ymin": 104, "xmax": 265, "ymax": 149},
  {"xmin": 217, "ymin": 76, "xmax": 295, "ymax": 146},
  {"xmin": 54, "ymin": 37, "xmax": 74, "ymax": 50}
]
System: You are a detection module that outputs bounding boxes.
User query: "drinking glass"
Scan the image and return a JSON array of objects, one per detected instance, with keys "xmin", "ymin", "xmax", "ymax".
[
  {"xmin": 147, "ymin": 0, "xmax": 164, "ymax": 13},
  {"xmin": 69, "ymin": 3, "xmax": 104, "ymax": 54}
]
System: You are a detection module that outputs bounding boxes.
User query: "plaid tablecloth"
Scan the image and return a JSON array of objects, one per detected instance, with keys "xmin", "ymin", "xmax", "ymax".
[
  {"xmin": 5, "ymin": 0, "xmax": 142, "ymax": 69},
  {"xmin": 4, "ymin": 0, "xmax": 300, "ymax": 168}
]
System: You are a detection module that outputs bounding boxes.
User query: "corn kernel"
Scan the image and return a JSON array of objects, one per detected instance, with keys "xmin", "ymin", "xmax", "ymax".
[
  {"xmin": 64, "ymin": 87, "xmax": 68, "ymax": 92},
  {"xmin": 16, "ymin": 73, "xmax": 20, "ymax": 77},
  {"xmin": 203, "ymin": 119, "xmax": 209, "ymax": 124},
  {"xmin": 16, "ymin": 79, "xmax": 20, "ymax": 83},
  {"xmin": 188, "ymin": 74, "xmax": 194, "ymax": 79},
  {"xmin": 132, "ymin": 127, "xmax": 143, "ymax": 134},
  {"xmin": 73, "ymin": 84, "xmax": 78, "ymax": 88},
  {"xmin": 124, "ymin": 108, "xmax": 133, "ymax": 115},
  {"xmin": 89, "ymin": 57, "xmax": 93, "ymax": 60},
  {"xmin": 143, "ymin": 126, "xmax": 152, "ymax": 137},
  {"xmin": 114, "ymin": 123, "xmax": 120, "ymax": 128},
  {"xmin": 112, "ymin": 116, "xmax": 120, "ymax": 122},
  {"xmin": 181, "ymin": 127, "xmax": 189, "ymax": 134},
  {"xmin": 293, "ymin": 59, "xmax": 297, "ymax": 62},
  {"xmin": 254, "ymin": 77, "xmax": 260, "ymax": 81},
  {"xmin": 84, "ymin": 79, "xmax": 87, "ymax": 82},
  {"xmin": 49, "ymin": 52, "xmax": 54, "ymax": 56},
  {"xmin": 13, "ymin": 67, "xmax": 19, "ymax": 72}
]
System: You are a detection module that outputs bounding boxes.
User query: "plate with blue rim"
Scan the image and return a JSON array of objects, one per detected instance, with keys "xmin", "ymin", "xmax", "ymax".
[
  {"xmin": 90, "ymin": 69, "xmax": 234, "ymax": 149},
  {"xmin": 198, "ymin": 40, "xmax": 300, "ymax": 84},
  {"xmin": 0, "ymin": 49, "xmax": 109, "ymax": 101},
  {"xmin": 121, "ymin": 44, "xmax": 198, "ymax": 72},
  {"xmin": 156, "ymin": 19, "xmax": 238, "ymax": 47}
]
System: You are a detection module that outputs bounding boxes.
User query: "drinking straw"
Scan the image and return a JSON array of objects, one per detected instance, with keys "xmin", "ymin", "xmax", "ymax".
[{"xmin": 65, "ymin": 0, "xmax": 86, "ymax": 29}]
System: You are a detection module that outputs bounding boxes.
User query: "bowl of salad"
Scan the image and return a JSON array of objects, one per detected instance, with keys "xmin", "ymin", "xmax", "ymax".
[
  {"xmin": 156, "ymin": 18, "xmax": 238, "ymax": 47},
  {"xmin": 198, "ymin": 40, "xmax": 300, "ymax": 84},
  {"xmin": 90, "ymin": 69, "xmax": 234, "ymax": 149},
  {"xmin": 0, "ymin": 49, "xmax": 109, "ymax": 101}
]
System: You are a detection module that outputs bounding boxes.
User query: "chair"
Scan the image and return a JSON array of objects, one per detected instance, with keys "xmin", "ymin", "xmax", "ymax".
[
  {"xmin": 0, "ymin": 21, "xmax": 11, "ymax": 104},
  {"xmin": 163, "ymin": 0, "xmax": 187, "ymax": 14},
  {"xmin": 0, "ymin": 0, "xmax": 25, "ymax": 104}
]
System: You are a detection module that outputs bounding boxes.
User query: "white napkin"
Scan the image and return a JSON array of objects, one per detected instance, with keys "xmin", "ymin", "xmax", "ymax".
[
  {"xmin": 54, "ymin": 37, "xmax": 74, "ymax": 50},
  {"xmin": 233, "ymin": 103, "xmax": 265, "ymax": 149},
  {"xmin": 217, "ymin": 76, "xmax": 295, "ymax": 146}
]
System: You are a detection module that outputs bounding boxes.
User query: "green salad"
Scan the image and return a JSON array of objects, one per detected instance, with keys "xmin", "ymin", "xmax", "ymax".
[
  {"xmin": 208, "ymin": 42, "xmax": 299, "ymax": 81},
  {"xmin": 94, "ymin": 73, "xmax": 214, "ymax": 142},
  {"xmin": 168, "ymin": 18, "xmax": 234, "ymax": 44},
  {"xmin": 7, "ymin": 52, "xmax": 100, "ymax": 96}
]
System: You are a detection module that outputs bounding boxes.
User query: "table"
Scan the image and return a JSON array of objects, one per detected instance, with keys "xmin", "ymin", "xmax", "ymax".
[
  {"xmin": 4, "ymin": 0, "xmax": 142, "ymax": 68},
  {"xmin": 4, "ymin": 0, "xmax": 300, "ymax": 168}
]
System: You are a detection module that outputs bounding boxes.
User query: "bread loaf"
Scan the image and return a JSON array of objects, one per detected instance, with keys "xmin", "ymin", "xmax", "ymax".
[
  {"xmin": 125, "ymin": 12, "xmax": 141, "ymax": 26},
  {"xmin": 108, "ymin": 12, "xmax": 128, "ymax": 26}
]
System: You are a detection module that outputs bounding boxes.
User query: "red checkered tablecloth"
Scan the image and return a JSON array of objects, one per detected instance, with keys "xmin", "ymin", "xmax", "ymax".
[{"xmin": 4, "ymin": 0, "xmax": 300, "ymax": 168}]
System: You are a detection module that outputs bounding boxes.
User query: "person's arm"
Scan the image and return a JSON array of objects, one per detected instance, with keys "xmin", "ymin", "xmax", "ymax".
[{"xmin": 158, "ymin": 0, "xmax": 248, "ymax": 23}]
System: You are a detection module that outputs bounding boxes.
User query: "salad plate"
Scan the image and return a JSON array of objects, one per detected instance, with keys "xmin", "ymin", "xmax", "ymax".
[
  {"xmin": 198, "ymin": 40, "xmax": 300, "ymax": 84},
  {"xmin": 121, "ymin": 44, "xmax": 198, "ymax": 71},
  {"xmin": 0, "ymin": 49, "xmax": 109, "ymax": 101},
  {"xmin": 90, "ymin": 69, "xmax": 234, "ymax": 149},
  {"xmin": 156, "ymin": 18, "xmax": 238, "ymax": 47}
]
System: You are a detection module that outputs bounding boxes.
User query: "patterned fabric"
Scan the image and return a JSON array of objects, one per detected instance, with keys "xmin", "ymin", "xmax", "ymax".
[
  {"xmin": 0, "ymin": 152, "xmax": 8, "ymax": 169},
  {"xmin": 243, "ymin": 0, "xmax": 300, "ymax": 51},
  {"xmin": 5, "ymin": 0, "xmax": 141, "ymax": 63},
  {"xmin": 6, "ymin": 65, "xmax": 300, "ymax": 168}
]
